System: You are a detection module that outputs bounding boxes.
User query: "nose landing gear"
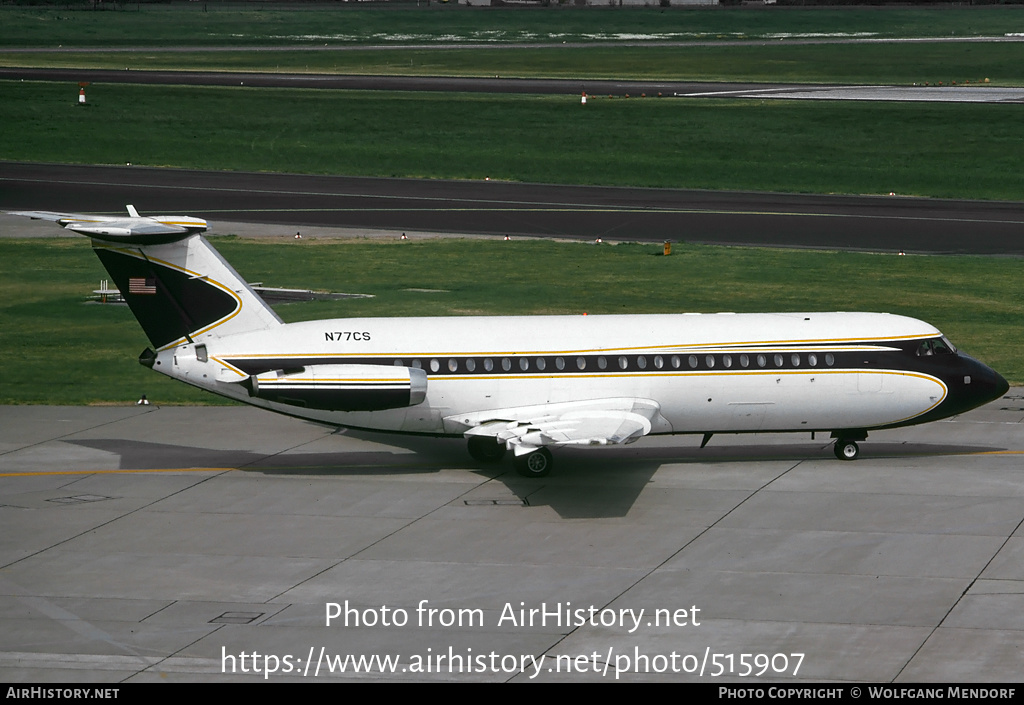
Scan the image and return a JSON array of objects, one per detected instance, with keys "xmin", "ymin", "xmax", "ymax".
[
  {"xmin": 831, "ymin": 430, "xmax": 867, "ymax": 461},
  {"xmin": 833, "ymin": 439, "xmax": 860, "ymax": 461}
]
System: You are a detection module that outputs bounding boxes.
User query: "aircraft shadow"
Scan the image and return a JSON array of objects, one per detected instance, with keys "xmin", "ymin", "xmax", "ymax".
[{"xmin": 67, "ymin": 436, "xmax": 1007, "ymax": 520}]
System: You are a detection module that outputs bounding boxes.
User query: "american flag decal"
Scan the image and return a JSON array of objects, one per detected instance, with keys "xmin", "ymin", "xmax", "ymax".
[{"xmin": 128, "ymin": 277, "xmax": 157, "ymax": 295}]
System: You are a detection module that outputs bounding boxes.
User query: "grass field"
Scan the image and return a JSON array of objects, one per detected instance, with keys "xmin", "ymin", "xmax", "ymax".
[
  {"xmin": 4, "ymin": 5, "xmax": 1024, "ymax": 85},
  {"xmin": 5, "ymin": 42, "xmax": 1022, "ymax": 86},
  {"xmin": 3, "ymin": 5, "xmax": 1023, "ymax": 48},
  {"xmin": 1, "ymin": 236, "xmax": 1020, "ymax": 405},
  {"xmin": 3, "ymin": 81, "xmax": 1023, "ymax": 199}
]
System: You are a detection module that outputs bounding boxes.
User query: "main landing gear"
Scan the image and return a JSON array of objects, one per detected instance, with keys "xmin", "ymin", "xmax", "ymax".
[
  {"xmin": 467, "ymin": 436, "xmax": 506, "ymax": 464},
  {"xmin": 512, "ymin": 447, "xmax": 553, "ymax": 478},
  {"xmin": 466, "ymin": 438, "xmax": 553, "ymax": 478}
]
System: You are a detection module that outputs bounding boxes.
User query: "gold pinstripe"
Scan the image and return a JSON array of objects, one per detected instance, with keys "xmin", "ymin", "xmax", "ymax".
[
  {"xmin": 412, "ymin": 369, "xmax": 949, "ymax": 425},
  {"xmin": 216, "ymin": 342, "xmax": 913, "ymax": 362},
  {"xmin": 95, "ymin": 244, "xmax": 244, "ymax": 350}
]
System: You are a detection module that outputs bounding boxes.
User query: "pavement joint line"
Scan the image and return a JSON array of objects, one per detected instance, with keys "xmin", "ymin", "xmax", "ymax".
[
  {"xmin": 261, "ymin": 462, "xmax": 501, "ymax": 604},
  {"xmin": 538, "ymin": 456, "xmax": 805, "ymax": 675},
  {"xmin": 0, "ymin": 406, "xmax": 157, "ymax": 459},
  {"xmin": 894, "ymin": 510, "xmax": 1024, "ymax": 681}
]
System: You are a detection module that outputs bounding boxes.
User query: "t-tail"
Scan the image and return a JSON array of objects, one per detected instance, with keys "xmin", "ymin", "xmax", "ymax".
[
  {"xmin": 11, "ymin": 205, "xmax": 283, "ymax": 350},
  {"xmin": 94, "ymin": 232, "xmax": 284, "ymax": 353}
]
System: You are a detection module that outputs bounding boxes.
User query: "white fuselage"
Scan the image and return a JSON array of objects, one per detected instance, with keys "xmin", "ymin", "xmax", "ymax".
[{"xmin": 154, "ymin": 310, "xmax": 952, "ymax": 438}]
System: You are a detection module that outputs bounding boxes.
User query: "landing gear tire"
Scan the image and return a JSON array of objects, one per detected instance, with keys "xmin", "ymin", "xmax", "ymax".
[
  {"xmin": 514, "ymin": 448, "xmax": 553, "ymax": 478},
  {"xmin": 467, "ymin": 436, "xmax": 506, "ymax": 463},
  {"xmin": 834, "ymin": 440, "xmax": 860, "ymax": 461}
]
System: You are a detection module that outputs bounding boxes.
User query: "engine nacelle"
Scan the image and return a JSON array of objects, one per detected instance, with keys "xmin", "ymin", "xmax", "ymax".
[{"xmin": 244, "ymin": 364, "xmax": 427, "ymax": 412}]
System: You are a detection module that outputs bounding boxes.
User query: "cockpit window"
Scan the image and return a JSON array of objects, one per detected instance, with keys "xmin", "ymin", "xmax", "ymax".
[{"xmin": 917, "ymin": 337, "xmax": 956, "ymax": 357}]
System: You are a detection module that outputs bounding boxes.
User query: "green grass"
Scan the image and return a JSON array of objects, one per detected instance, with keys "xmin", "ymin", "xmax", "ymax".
[
  {"xmin": 5, "ymin": 42, "xmax": 1022, "ymax": 86},
  {"xmin": 3, "ymin": 81, "xmax": 1023, "ymax": 199},
  {"xmin": 3, "ymin": 5, "xmax": 1024, "ymax": 48},
  {"xmin": 5, "ymin": 5, "xmax": 1024, "ymax": 85},
  {"xmin": 1, "ymin": 236, "xmax": 1020, "ymax": 405}
]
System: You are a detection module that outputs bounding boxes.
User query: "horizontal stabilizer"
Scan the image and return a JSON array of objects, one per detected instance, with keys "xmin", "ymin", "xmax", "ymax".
[{"xmin": 7, "ymin": 207, "xmax": 206, "ymax": 244}]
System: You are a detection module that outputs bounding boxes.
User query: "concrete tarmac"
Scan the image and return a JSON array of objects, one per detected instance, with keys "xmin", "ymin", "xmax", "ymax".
[{"xmin": 1, "ymin": 395, "xmax": 1022, "ymax": 682}]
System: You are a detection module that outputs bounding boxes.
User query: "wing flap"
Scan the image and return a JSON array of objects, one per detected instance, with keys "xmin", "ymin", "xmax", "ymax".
[{"xmin": 448, "ymin": 398, "xmax": 669, "ymax": 453}]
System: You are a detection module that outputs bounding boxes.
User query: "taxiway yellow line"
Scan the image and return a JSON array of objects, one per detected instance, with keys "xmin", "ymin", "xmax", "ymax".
[{"xmin": 0, "ymin": 467, "xmax": 236, "ymax": 478}]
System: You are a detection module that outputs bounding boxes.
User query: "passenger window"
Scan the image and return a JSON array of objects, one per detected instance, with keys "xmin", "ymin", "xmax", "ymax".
[
  {"xmin": 774, "ymin": 354, "xmax": 784, "ymax": 367},
  {"xmin": 688, "ymin": 355, "xmax": 698, "ymax": 369},
  {"xmin": 412, "ymin": 359, "xmax": 423, "ymax": 369},
  {"xmin": 619, "ymin": 356, "xmax": 629, "ymax": 370},
  {"xmin": 536, "ymin": 357, "xmax": 546, "ymax": 371},
  {"xmin": 791, "ymin": 354, "xmax": 800, "ymax": 367},
  {"xmin": 519, "ymin": 358, "xmax": 529, "ymax": 371},
  {"xmin": 448, "ymin": 359, "xmax": 458, "ymax": 372},
  {"xmin": 637, "ymin": 356, "xmax": 647, "ymax": 369},
  {"xmin": 825, "ymin": 353, "xmax": 835, "ymax": 366},
  {"xmin": 757, "ymin": 354, "xmax": 767, "ymax": 368},
  {"xmin": 501, "ymin": 358, "xmax": 511, "ymax": 371},
  {"xmin": 739, "ymin": 354, "xmax": 749, "ymax": 368},
  {"xmin": 555, "ymin": 357, "xmax": 565, "ymax": 370},
  {"xmin": 654, "ymin": 355, "xmax": 664, "ymax": 369},
  {"xmin": 576, "ymin": 356, "xmax": 587, "ymax": 370},
  {"xmin": 466, "ymin": 358, "xmax": 477, "ymax": 372},
  {"xmin": 484, "ymin": 358, "xmax": 494, "ymax": 372},
  {"xmin": 598, "ymin": 356, "xmax": 607, "ymax": 370},
  {"xmin": 723, "ymin": 355, "xmax": 732, "ymax": 368},
  {"xmin": 671, "ymin": 355, "xmax": 681, "ymax": 369},
  {"xmin": 808, "ymin": 354, "xmax": 817, "ymax": 367},
  {"xmin": 705, "ymin": 355, "xmax": 715, "ymax": 368},
  {"xmin": 430, "ymin": 359, "xmax": 440, "ymax": 373}
]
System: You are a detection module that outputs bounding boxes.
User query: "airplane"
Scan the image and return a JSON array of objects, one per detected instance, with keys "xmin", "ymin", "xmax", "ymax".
[{"xmin": 8, "ymin": 206, "xmax": 1010, "ymax": 477}]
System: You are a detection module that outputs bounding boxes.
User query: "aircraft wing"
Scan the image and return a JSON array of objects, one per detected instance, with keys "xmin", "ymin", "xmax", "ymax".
[{"xmin": 445, "ymin": 398, "xmax": 670, "ymax": 456}]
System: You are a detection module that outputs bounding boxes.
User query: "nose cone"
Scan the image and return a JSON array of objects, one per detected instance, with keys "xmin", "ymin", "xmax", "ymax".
[
  {"xmin": 957, "ymin": 354, "xmax": 1009, "ymax": 413},
  {"xmin": 989, "ymin": 368, "xmax": 1010, "ymax": 401}
]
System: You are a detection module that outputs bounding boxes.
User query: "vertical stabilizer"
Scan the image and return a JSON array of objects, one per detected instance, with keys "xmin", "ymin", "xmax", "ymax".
[{"xmin": 93, "ymin": 234, "xmax": 283, "ymax": 350}]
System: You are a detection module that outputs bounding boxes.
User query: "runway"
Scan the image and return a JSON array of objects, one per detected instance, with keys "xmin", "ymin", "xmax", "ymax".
[
  {"xmin": 5, "ymin": 162, "xmax": 1024, "ymax": 254},
  {"xmin": 4, "ymin": 68, "xmax": 1024, "ymax": 104},
  {"xmin": 1, "ymin": 398, "xmax": 1022, "ymax": 682},
  {"xmin": 0, "ymin": 68, "xmax": 799, "ymax": 97}
]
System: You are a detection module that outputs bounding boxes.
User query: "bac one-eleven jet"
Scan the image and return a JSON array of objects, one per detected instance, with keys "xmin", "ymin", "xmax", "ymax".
[{"xmin": 10, "ymin": 207, "xmax": 1009, "ymax": 477}]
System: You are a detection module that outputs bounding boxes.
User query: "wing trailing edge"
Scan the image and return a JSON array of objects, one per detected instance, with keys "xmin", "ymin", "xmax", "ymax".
[{"xmin": 447, "ymin": 398, "xmax": 670, "ymax": 455}]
